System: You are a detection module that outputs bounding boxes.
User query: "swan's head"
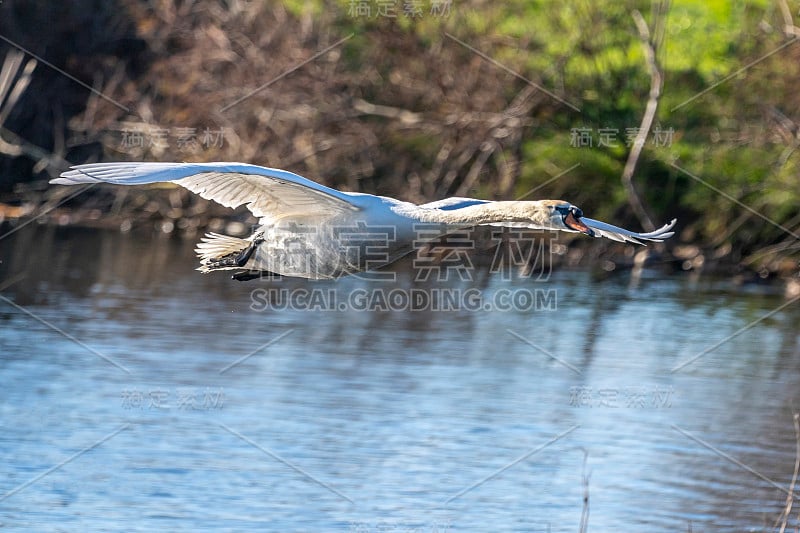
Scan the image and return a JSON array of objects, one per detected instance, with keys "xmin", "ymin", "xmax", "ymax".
[{"xmin": 541, "ymin": 200, "xmax": 595, "ymax": 236}]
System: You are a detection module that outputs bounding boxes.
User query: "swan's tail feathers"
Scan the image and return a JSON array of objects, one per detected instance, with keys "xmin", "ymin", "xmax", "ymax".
[{"xmin": 195, "ymin": 232, "xmax": 256, "ymax": 272}]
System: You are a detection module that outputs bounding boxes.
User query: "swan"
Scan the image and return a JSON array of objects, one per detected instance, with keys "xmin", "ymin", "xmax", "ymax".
[{"xmin": 52, "ymin": 162, "xmax": 676, "ymax": 280}]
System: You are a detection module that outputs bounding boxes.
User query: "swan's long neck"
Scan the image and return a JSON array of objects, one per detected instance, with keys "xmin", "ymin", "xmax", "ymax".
[{"xmin": 411, "ymin": 201, "xmax": 547, "ymax": 226}]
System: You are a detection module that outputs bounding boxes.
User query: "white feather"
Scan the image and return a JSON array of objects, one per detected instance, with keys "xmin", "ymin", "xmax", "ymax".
[{"xmin": 54, "ymin": 162, "xmax": 360, "ymax": 223}]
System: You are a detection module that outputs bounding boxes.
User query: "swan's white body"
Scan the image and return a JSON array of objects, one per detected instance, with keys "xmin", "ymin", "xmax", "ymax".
[{"xmin": 53, "ymin": 162, "xmax": 676, "ymax": 280}]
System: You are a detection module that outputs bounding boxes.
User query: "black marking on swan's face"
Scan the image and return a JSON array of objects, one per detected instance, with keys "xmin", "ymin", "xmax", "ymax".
[{"xmin": 555, "ymin": 204, "xmax": 594, "ymax": 236}]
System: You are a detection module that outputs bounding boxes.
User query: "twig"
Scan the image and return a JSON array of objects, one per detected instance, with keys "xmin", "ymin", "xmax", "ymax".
[
  {"xmin": 0, "ymin": 51, "xmax": 37, "ymax": 127},
  {"xmin": 777, "ymin": 412, "xmax": 800, "ymax": 533},
  {"xmin": 352, "ymin": 98, "xmax": 424, "ymax": 126},
  {"xmin": 425, "ymin": 142, "xmax": 453, "ymax": 197},
  {"xmin": 620, "ymin": 9, "xmax": 664, "ymax": 233},
  {"xmin": 579, "ymin": 448, "xmax": 590, "ymax": 533},
  {"xmin": 651, "ymin": 0, "xmax": 670, "ymax": 66},
  {"xmin": 776, "ymin": 0, "xmax": 800, "ymax": 38},
  {"xmin": 455, "ymin": 141, "xmax": 495, "ymax": 197},
  {"xmin": 0, "ymin": 125, "xmax": 70, "ymax": 176},
  {"xmin": 0, "ymin": 50, "xmax": 68, "ymax": 176},
  {"xmin": 436, "ymin": 144, "xmax": 480, "ymax": 197}
]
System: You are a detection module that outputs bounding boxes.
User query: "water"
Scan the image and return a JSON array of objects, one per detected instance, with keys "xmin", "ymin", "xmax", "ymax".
[{"xmin": 1, "ymin": 224, "xmax": 798, "ymax": 532}]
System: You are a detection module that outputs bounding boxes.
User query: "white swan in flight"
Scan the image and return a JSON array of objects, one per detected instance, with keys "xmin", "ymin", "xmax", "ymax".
[{"xmin": 52, "ymin": 162, "xmax": 676, "ymax": 280}]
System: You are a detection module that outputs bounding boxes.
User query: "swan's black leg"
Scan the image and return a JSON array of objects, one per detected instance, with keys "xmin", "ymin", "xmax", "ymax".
[
  {"xmin": 231, "ymin": 270, "xmax": 282, "ymax": 282},
  {"xmin": 233, "ymin": 237, "xmax": 264, "ymax": 267}
]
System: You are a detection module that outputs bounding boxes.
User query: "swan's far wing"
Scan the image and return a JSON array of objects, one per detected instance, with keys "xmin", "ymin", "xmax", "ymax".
[
  {"xmin": 581, "ymin": 217, "xmax": 676, "ymax": 244},
  {"xmin": 417, "ymin": 197, "xmax": 491, "ymax": 210},
  {"xmin": 53, "ymin": 162, "xmax": 359, "ymax": 222}
]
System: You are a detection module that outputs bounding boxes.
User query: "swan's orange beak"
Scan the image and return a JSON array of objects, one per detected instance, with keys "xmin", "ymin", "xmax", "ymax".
[{"xmin": 564, "ymin": 211, "xmax": 594, "ymax": 236}]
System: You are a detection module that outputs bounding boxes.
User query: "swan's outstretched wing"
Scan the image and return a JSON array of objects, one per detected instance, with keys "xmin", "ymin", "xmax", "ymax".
[
  {"xmin": 580, "ymin": 217, "xmax": 677, "ymax": 244},
  {"xmin": 52, "ymin": 162, "xmax": 360, "ymax": 222}
]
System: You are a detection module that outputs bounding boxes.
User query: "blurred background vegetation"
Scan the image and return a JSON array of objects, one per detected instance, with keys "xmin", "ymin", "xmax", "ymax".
[{"xmin": 0, "ymin": 0, "xmax": 798, "ymax": 276}]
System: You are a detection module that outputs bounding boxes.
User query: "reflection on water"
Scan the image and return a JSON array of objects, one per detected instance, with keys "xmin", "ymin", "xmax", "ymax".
[{"xmin": 1, "ymin": 224, "xmax": 799, "ymax": 531}]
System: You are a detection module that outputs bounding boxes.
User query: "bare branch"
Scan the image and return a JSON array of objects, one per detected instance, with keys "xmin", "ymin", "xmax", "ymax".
[
  {"xmin": 353, "ymin": 98, "xmax": 424, "ymax": 126},
  {"xmin": 579, "ymin": 448, "xmax": 590, "ymax": 533},
  {"xmin": 776, "ymin": 412, "xmax": 800, "ymax": 533},
  {"xmin": 620, "ymin": 9, "xmax": 664, "ymax": 233},
  {"xmin": 0, "ymin": 51, "xmax": 69, "ymax": 175},
  {"xmin": 776, "ymin": 0, "xmax": 799, "ymax": 38},
  {"xmin": 455, "ymin": 141, "xmax": 495, "ymax": 196}
]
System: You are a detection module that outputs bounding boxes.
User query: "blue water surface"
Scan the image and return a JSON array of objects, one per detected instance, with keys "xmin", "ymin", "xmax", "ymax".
[{"xmin": 1, "ymin": 224, "xmax": 798, "ymax": 532}]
